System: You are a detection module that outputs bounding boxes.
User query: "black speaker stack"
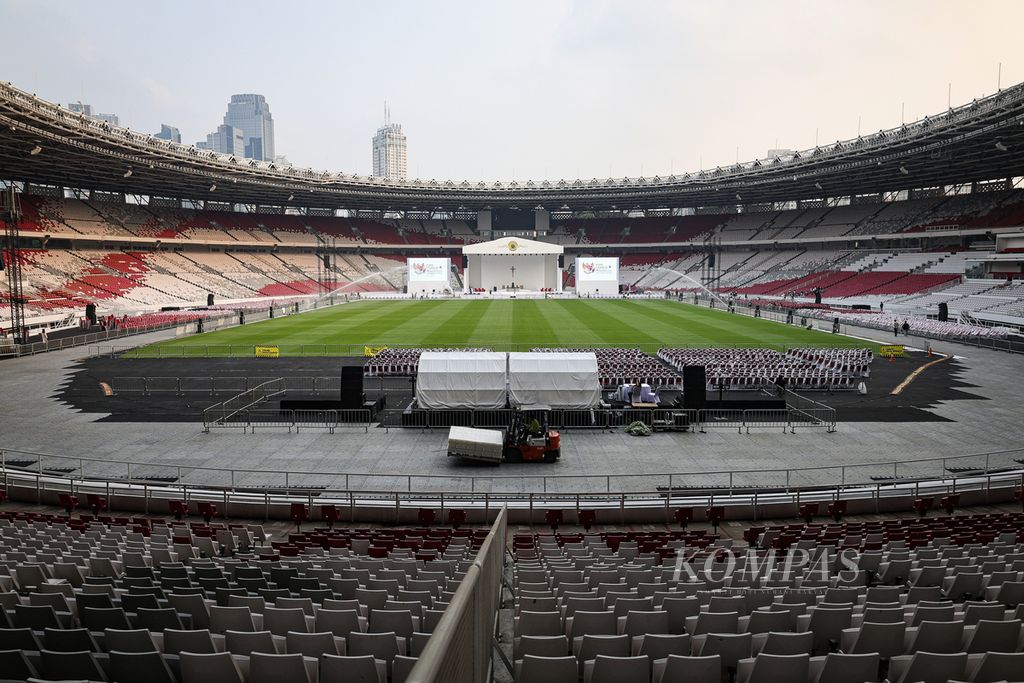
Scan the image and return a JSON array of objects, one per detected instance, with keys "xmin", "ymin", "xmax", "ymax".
[
  {"xmin": 682, "ymin": 366, "xmax": 707, "ymax": 410},
  {"xmin": 938, "ymin": 302, "xmax": 949, "ymax": 322},
  {"xmin": 340, "ymin": 366, "xmax": 365, "ymax": 409}
]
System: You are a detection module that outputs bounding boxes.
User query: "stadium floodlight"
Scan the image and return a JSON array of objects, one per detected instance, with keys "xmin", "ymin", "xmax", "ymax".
[
  {"xmin": 209, "ymin": 183, "xmax": 217, "ymax": 192},
  {"xmin": 814, "ymin": 182, "xmax": 823, "ymax": 190},
  {"xmin": 735, "ymin": 193, "xmax": 742, "ymax": 200},
  {"xmin": 287, "ymin": 194, "xmax": 294, "ymax": 201},
  {"xmin": 29, "ymin": 144, "xmax": 42, "ymax": 155},
  {"xmin": 995, "ymin": 140, "xmax": 1008, "ymax": 151},
  {"xmin": 123, "ymin": 168, "xmax": 133, "ymax": 178},
  {"xmin": 899, "ymin": 164, "xmax": 909, "ymax": 175}
]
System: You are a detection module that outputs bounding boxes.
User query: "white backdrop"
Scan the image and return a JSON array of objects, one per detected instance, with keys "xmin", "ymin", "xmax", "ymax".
[
  {"xmin": 467, "ymin": 254, "xmax": 557, "ymax": 290},
  {"xmin": 406, "ymin": 257, "xmax": 452, "ymax": 295},
  {"xmin": 575, "ymin": 257, "xmax": 620, "ymax": 295}
]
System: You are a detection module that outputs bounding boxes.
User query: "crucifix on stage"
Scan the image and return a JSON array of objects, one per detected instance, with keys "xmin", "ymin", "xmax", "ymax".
[{"xmin": 509, "ymin": 265, "xmax": 516, "ymax": 288}]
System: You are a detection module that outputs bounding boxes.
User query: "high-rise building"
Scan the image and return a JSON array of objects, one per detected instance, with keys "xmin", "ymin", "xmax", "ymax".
[
  {"xmin": 372, "ymin": 105, "xmax": 407, "ymax": 181},
  {"xmin": 154, "ymin": 124, "xmax": 181, "ymax": 143},
  {"xmin": 67, "ymin": 102, "xmax": 119, "ymax": 127},
  {"xmin": 222, "ymin": 94, "xmax": 275, "ymax": 161},
  {"xmin": 196, "ymin": 124, "xmax": 246, "ymax": 156}
]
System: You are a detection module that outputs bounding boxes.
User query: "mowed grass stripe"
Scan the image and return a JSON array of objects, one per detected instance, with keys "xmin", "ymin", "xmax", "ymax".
[
  {"xmin": 547, "ymin": 299, "xmax": 664, "ymax": 346},
  {"xmin": 622, "ymin": 300, "xmax": 770, "ymax": 346},
  {"xmin": 136, "ymin": 298, "xmax": 876, "ymax": 354},
  {"xmin": 512, "ymin": 300, "xmax": 560, "ymax": 347},
  {"xmin": 419, "ymin": 301, "xmax": 494, "ymax": 347}
]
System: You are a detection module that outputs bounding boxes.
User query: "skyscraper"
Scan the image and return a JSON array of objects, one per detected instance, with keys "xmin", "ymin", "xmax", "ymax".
[
  {"xmin": 154, "ymin": 124, "xmax": 181, "ymax": 143},
  {"xmin": 67, "ymin": 102, "xmax": 119, "ymax": 127},
  {"xmin": 196, "ymin": 124, "xmax": 246, "ymax": 156},
  {"xmin": 222, "ymin": 94, "xmax": 275, "ymax": 161},
  {"xmin": 372, "ymin": 104, "xmax": 407, "ymax": 181}
]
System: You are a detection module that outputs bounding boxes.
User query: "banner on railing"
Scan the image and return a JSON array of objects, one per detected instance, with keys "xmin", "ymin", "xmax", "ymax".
[
  {"xmin": 364, "ymin": 345, "xmax": 388, "ymax": 357},
  {"xmin": 879, "ymin": 344, "xmax": 905, "ymax": 357},
  {"xmin": 255, "ymin": 346, "xmax": 280, "ymax": 358}
]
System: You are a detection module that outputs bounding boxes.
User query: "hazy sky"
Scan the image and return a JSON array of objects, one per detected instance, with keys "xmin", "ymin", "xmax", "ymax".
[{"xmin": 3, "ymin": 0, "xmax": 1022, "ymax": 181}]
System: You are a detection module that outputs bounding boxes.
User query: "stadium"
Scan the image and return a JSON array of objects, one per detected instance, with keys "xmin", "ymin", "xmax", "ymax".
[{"xmin": 3, "ymin": 5, "xmax": 1024, "ymax": 682}]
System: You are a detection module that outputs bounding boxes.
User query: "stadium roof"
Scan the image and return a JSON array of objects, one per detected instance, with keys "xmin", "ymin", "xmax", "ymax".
[{"xmin": 1, "ymin": 80, "xmax": 1024, "ymax": 212}]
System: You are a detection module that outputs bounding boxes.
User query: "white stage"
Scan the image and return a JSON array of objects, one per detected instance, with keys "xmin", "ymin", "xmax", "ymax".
[{"xmin": 462, "ymin": 236, "xmax": 563, "ymax": 293}]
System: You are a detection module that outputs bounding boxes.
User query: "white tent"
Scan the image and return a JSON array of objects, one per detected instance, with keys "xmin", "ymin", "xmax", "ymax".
[
  {"xmin": 508, "ymin": 352, "xmax": 601, "ymax": 409},
  {"xmin": 415, "ymin": 352, "xmax": 508, "ymax": 410}
]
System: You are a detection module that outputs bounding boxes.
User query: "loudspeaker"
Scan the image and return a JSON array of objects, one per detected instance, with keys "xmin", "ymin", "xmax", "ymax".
[
  {"xmin": 682, "ymin": 366, "xmax": 706, "ymax": 410},
  {"xmin": 85, "ymin": 303, "xmax": 97, "ymax": 326},
  {"xmin": 814, "ymin": 288, "xmax": 822, "ymax": 305},
  {"xmin": 708, "ymin": 252, "xmax": 716, "ymax": 268},
  {"xmin": 938, "ymin": 301, "xmax": 949, "ymax": 322},
  {"xmin": 207, "ymin": 293, "xmax": 214, "ymax": 307},
  {"xmin": 558, "ymin": 255, "xmax": 564, "ymax": 268},
  {"xmin": 462, "ymin": 255, "xmax": 468, "ymax": 268},
  {"xmin": 340, "ymin": 366, "xmax": 364, "ymax": 409},
  {"xmin": 322, "ymin": 254, "xmax": 330, "ymax": 268}
]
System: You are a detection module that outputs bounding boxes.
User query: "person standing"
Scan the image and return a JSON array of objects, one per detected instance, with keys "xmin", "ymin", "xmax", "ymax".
[
  {"xmin": 902, "ymin": 319, "xmax": 910, "ymax": 336},
  {"xmin": 893, "ymin": 319, "xmax": 899, "ymax": 336}
]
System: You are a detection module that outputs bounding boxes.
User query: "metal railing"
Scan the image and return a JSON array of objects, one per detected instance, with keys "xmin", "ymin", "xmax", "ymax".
[
  {"xmin": 407, "ymin": 508, "xmax": 505, "ymax": 683},
  {"xmin": 203, "ymin": 379, "xmax": 285, "ymax": 428},
  {"xmin": 205, "ymin": 408, "xmax": 372, "ymax": 433},
  {"xmin": 379, "ymin": 407, "xmax": 834, "ymax": 434},
  {"xmin": 5, "ymin": 446, "xmax": 1017, "ymax": 500},
  {"xmin": 113, "ymin": 376, "xmax": 342, "ymax": 396}
]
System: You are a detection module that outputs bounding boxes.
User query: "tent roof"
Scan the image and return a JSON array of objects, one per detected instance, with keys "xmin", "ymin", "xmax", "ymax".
[{"xmin": 462, "ymin": 236, "xmax": 564, "ymax": 256}]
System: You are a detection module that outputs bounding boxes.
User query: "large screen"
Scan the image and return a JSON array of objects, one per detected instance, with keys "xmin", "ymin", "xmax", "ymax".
[
  {"xmin": 407, "ymin": 258, "xmax": 450, "ymax": 282},
  {"xmin": 575, "ymin": 257, "xmax": 619, "ymax": 282}
]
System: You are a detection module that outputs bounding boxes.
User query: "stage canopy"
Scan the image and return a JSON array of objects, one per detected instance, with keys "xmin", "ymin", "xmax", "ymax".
[
  {"xmin": 462, "ymin": 236, "xmax": 564, "ymax": 292},
  {"xmin": 508, "ymin": 352, "xmax": 601, "ymax": 409},
  {"xmin": 415, "ymin": 351, "xmax": 508, "ymax": 410}
]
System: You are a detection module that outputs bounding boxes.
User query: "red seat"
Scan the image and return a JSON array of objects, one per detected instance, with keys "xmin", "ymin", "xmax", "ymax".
[
  {"xmin": 290, "ymin": 503, "xmax": 309, "ymax": 530},
  {"xmin": 673, "ymin": 507, "xmax": 694, "ymax": 529},
  {"xmin": 86, "ymin": 494, "xmax": 108, "ymax": 515},
  {"xmin": 417, "ymin": 509, "xmax": 437, "ymax": 526},
  {"xmin": 447, "ymin": 509, "xmax": 467, "ymax": 528},
  {"xmin": 320, "ymin": 505, "xmax": 340, "ymax": 528},
  {"xmin": 939, "ymin": 494, "xmax": 960, "ymax": 515},
  {"xmin": 197, "ymin": 502, "xmax": 218, "ymax": 524},
  {"xmin": 58, "ymin": 493, "xmax": 78, "ymax": 516},
  {"xmin": 798, "ymin": 502, "xmax": 820, "ymax": 524},
  {"xmin": 578, "ymin": 510, "xmax": 597, "ymax": 532},
  {"xmin": 544, "ymin": 510, "xmax": 564, "ymax": 531},
  {"xmin": 743, "ymin": 526, "xmax": 764, "ymax": 546},
  {"xmin": 168, "ymin": 500, "xmax": 187, "ymax": 521},
  {"xmin": 827, "ymin": 500, "xmax": 847, "ymax": 522},
  {"xmin": 913, "ymin": 497, "xmax": 934, "ymax": 517},
  {"xmin": 705, "ymin": 506, "xmax": 725, "ymax": 530}
]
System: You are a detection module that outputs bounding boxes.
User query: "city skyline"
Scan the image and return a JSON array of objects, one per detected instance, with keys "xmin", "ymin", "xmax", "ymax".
[{"xmin": 2, "ymin": 0, "xmax": 1023, "ymax": 181}]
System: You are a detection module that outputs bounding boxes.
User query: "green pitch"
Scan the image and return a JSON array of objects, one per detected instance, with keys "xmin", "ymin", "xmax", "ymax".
[{"xmin": 129, "ymin": 299, "xmax": 873, "ymax": 357}]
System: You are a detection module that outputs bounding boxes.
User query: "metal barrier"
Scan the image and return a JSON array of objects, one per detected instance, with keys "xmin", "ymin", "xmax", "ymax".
[
  {"xmin": 214, "ymin": 409, "xmax": 372, "ymax": 434},
  {"xmin": 113, "ymin": 376, "xmax": 341, "ymax": 396},
  {"xmin": 203, "ymin": 379, "xmax": 285, "ymax": 430},
  {"xmin": 407, "ymin": 508, "xmax": 506, "ymax": 683}
]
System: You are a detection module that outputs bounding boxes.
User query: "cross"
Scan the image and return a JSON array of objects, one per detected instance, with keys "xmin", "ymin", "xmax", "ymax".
[{"xmin": 509, "ymin": 265, "xmax": 516, "ymax": 287}]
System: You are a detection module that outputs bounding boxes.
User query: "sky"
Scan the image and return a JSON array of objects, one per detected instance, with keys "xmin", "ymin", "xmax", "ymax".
[{"xmin": 2, "ymin": 0, "xmax": 1022, "ymax": 182}]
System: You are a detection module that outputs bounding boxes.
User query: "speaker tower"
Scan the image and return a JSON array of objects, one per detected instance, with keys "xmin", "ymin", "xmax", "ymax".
[
  {"xmin": 340, "ymin": 366, "xmax": 364, "ymax": 409},
  {"xmin": 682, "ymin": 366, "xmax": 707, "ymax": 410}
]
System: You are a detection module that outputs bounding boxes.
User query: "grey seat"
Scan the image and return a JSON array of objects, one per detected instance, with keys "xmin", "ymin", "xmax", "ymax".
[
  {"xmin": 225, "ymin": 629, "xmax": 279, "ymax": 656},
  {"xmin": 319, "ymin": 654, "xmax": 385, "ymax": 683},
  {"xmin": 109, "ymin": 650, "xmax": 177, "ymax": 683},
  {"xmin": 14, "ymin": 604, "xmax": 62, "ymax": 630},
  {"xmin": 514, "ymin": 654, "xmax": 579, "ymax": 683},
  {"xmin": 0, "ymin": 648, "xmax": 40, "ymax": 680},
  {"xmin": 103, "ymin": 628, "xmax": 160, "ymax": 654},
  {"xmin": 888, "ymin": 651, "xmax": 967, "ymax": 683},
  {"xmin": 392, "ymin": 654, "xmax": 418, "ymax": 683},
  {"xmin": 582, "ymin": 654, "xmax": 650, "ymax": 683},
  {"xmin": 248, "ymin": 651, "xmax": 314, "ymax": 683},
  {"xmin": 285, "ymin": 630, "xmax": 343, "ymax": 657},
  {"xmin": 964, "ymin": 651, "xmax": 1024, "ymax": 682},
  {"xmin": 264, "ymin": 607, "xmax": 309, "ymax": 636},
  {"xmin": 651, "ymin": 654, "xmax": 721, "ymax": 683},
  {"xmin": 137, "ymin": 607, "xmax": 186, "ymax": 631},
  {"xmin": 315, "ymin": 609, "xmax": 364, "ymax": 639},
  {"xmin": 43, "ymin": 627, "xmax": 100, "ymax": 653},
  {"xmin": 807, "ymin": 652, "xmax": 880, "ymax": 683},
  {"xmin": 39, "ymin": 649, "xmax": 109, "ymax": 682},
  {"xmin": 180, "ymin": 651, "xmax": 244, "ymax": 683},
  {"xmin": 163, "ymin": 628, "xmax": 219, "ymax": 656},
  {"xmin": 209, "ymin": 606, "xmax": 256, "ymax": 634}
]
